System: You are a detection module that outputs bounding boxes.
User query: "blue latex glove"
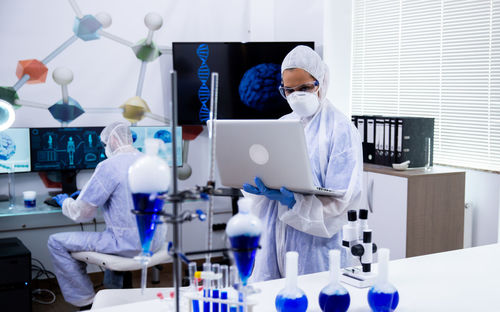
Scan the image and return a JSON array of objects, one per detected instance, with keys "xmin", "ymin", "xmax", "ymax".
[
  {"xmin": 243, "ymin": 177, "xmax": 296, "ymax": 209},
  {"xmin": 70, "ymin": 190, "xmax": 81, "ymax": 199},
  {"xmin": 53, "ymin": 193, "xmax": 69, "ymax": 207}
]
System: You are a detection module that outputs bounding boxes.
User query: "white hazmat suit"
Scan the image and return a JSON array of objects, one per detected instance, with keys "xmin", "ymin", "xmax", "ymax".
[
  {"xmin": 245, "ymin": 46, "xmax": 364, "ymax": 282},
  {"xmin": 47, "ymin": 122, "xmax": 166, "ymax": 307}
]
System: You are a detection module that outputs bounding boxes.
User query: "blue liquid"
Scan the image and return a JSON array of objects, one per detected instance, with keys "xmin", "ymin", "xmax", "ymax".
[
  {"xmin": 24, "ymin": 199, "xmax": 36, "ymax": 208},
  {"xmin": 203, "ymin": 288, "xmax": 210, "ymax": 312},
  {"xmin": 367, "ymin": 286, "xmax": 399, "ymax": 312},
  {"xmin": 275, "ymin": 293, "xmax": 308, "ymax": 312},
  {"xmin": 221, "ymin": 291, "xmax": 228, "ymax": 312},
  {"xmin": 229, "ymin": 234, "xmax": 260, "ymax": 285},
  {"xmin": 132, "ymin": 193, "xmax": 163, "ymax": 254},
  {"xmin": 318, "ymin": 290, "xmax": 350, "ymax": 312},
  {"xmin": 213, "ymin": 288, "xmax": 220, "ymax": 312},
  {"xmin": 193, "ymin": 299, "xmax": 200, "ymax": 312}
]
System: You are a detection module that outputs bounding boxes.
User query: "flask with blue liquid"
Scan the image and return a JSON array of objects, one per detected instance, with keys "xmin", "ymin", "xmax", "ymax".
[
  {"xmin": 318, "ymin": 249, "xmax": 350, "ymax": 312},
  {"xmin": 128, "ymin": 138, "xmax": 170, "ymax": 294},
  {"xmin": 367, "ymin": 248, "xmax": 399, "ymax": 312},
  {"xmin": 275, "ymin": 251, "xmax": 308, "ymax": 312},
  {"xmin": 225, "ymin": 198, "xmax": 262, "ymax": 287}
]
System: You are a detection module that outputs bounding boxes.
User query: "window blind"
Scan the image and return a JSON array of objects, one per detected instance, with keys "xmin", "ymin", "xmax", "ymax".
[{"xmin": 351, "ymin": 0, "xmax": 500, "ymax": 171}]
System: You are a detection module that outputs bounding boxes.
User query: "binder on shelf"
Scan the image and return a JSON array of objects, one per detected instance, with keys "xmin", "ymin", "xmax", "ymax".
[
  {"xmin": 374, "ymin": 117, "xmax": 385, "ymax": 165},
  {"xmin": 356, "ymin": 116, "xmax": 366, "ymax": 162},
  {"xmin": 390, "ymin": 118, "xmax": 397, "ymax": 165},
  {"xmin": 384, "ymin": 117, "xmax": 391, "ymax": 166},
  {"xmin": 365, "ymin": 116, "xmax": 375, "ymax": 163},
  {"xmin": 394, "ymin": 117, "xmax": 434, "ymax": 168}
]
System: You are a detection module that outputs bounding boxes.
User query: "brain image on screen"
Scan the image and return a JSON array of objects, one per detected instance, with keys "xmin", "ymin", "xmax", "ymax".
[
  {"xmin": 0, "ymin": 132, "xmax": 16, "ymax": 161},
  {"xmin": 238, "ymin": 63, "xmax": 282, "ymax": 111},
  {"xmin": 154, "ymin": 129, "xmax": 172, "ymax": 143}
]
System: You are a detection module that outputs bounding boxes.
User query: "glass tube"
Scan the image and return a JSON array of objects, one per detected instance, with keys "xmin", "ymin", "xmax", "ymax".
[{"xmin": 8, "ymin": 163, "xmax": 15, "ymax": 209}]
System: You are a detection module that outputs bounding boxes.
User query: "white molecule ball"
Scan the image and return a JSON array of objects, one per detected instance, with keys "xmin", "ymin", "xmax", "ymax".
[
  {"xmin": 95, "ymin": 12, "xmax": 112, "ymax": 28},
  {"xmin": 52, "ymin": 67, "xmax": 73, "ymax": 85},
  {"xmin": 144, "ymin": 12, "xmax": 163, "ymax": 31}
]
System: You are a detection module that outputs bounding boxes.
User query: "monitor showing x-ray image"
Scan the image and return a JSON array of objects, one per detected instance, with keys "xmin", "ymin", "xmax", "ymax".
[
  {"xmin": 30, "ymin": 127, "xmax": 106, "ymax": 171},
  {"xmin": 0, "ymin": 128, "xmax": 31, "ymax": 173},
  {"xmin": 173, "ymin": 41, "xmax": 315, "ymax": 125},
  {"xmin": 130, "ymin": 126, "xmax": 183, "ymax": 167}
]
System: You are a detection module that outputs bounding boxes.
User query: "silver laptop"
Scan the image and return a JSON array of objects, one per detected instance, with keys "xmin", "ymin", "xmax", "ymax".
[{"xmin": 211, "ymin": 119, "xmax": 344, "ymax": 196}]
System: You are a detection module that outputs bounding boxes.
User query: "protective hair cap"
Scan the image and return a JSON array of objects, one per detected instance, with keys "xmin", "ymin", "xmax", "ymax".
[
  {"xmin": 281, "ymin": 45, "xmax": 330, "ymax": 100},
  {"xmin": 100, "ymin": 121, "xmax": 133, "ymax": 156}
]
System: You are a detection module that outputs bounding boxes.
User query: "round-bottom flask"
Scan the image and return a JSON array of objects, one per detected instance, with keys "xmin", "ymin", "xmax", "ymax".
[{"xmin": 367, "ymin": 248, "xmax": 399, "ymax": 312}]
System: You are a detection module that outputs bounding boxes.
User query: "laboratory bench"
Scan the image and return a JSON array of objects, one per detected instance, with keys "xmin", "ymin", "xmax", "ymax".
[
  {"xmin": 0, "ymin": 194, "xmax": 233, "ymax": 275},
  {"xmin": 89, "ymin": 243, "xmax": 500, "ymax": 311},
  {"xmin": 0, "ymin": 194, "xmax": 106, "ymax": 274}
]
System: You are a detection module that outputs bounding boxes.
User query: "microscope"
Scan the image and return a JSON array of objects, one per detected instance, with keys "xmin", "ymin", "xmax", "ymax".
[{"xmin": 341, "ymin": 209, "xmax": 379, "ymax": 288}]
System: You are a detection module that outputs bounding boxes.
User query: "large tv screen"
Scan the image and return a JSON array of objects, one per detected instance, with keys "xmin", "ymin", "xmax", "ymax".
[{"xmin": 173, "ymin": 41, "xmax": 315, "ymax": 125}]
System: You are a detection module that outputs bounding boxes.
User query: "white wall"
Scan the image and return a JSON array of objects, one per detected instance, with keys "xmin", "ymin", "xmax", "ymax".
[
  {"xmin": 323, "ymin": 0, "xmax": 352, "ymax": 117},
  {"xmin": 0, "ymin": 0, "xmax": 327, "ymax": 271}
]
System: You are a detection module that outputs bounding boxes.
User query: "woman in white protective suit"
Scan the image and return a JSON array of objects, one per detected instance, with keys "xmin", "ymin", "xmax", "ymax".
[
  {"xmin": 47, "ymin": 122, "xmax": 166, "ymax": 309},
  {"xmin": 242, "ymin": 45, "xmax": 363, "ymax": 282}
]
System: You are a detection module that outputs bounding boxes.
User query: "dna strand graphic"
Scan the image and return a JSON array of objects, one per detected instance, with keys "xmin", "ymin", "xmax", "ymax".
[{"xmin": 196, "ymin": 44, "xmax": 210, "ymax": 122}]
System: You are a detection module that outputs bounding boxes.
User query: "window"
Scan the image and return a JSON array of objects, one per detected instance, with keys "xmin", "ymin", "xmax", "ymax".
[{"xmin": 351, "ymin": 0, "xmax": 500, "ymax": 171}]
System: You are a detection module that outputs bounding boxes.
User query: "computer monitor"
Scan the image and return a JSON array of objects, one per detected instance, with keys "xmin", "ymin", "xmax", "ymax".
[
  {"xmin": 0, "ymin": 128, "xmax": 31, "ymax": 173},
  {"xmin": 172, "ymin": 41, "xmax": 315, "ymax": 125},
  {"xmin": 30, "ymin": 127, "xmax": 105, "ymax": 171},
  {"xmin": 130, "ymin": 126, "xmax": 183, "ymax": 167}
]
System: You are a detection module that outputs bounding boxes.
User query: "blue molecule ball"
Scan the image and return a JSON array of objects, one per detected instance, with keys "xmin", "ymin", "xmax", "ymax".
[
  {"xmin": 154, "ymin": 130, "xmax": 172, "ymax": 143},
  {"xmin": 0, "ymin": 133, "xmax": 16, "ymax": 161},
  {"xmin": 239, "ymin": 63, "xmax": 282, "ymax": 111}
]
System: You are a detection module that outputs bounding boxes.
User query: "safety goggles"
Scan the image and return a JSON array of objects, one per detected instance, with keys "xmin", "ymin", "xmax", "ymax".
[{"xmin": 278, "ymin": 80, "xmax": 319, "ymax": 99}]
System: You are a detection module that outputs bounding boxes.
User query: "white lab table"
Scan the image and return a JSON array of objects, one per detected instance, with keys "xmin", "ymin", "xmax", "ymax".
[{"xmin": 91, "ymin": 243, "xmax": 500, "ymax": 311}]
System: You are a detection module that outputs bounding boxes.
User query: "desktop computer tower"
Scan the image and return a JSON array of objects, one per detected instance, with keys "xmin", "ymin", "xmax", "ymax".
[{"xmin": 0, "ymin": 237, "xmax": 31, "ymax": 312}]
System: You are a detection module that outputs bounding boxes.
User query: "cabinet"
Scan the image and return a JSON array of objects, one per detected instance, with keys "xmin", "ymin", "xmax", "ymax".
[{"xmin": 364, "ymin": 164, "xmax": 465, "ymax": 260}]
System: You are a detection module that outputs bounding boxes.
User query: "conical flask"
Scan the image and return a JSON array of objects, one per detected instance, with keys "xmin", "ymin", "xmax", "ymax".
[
  {"xmin": 225, "ymin": 198, "xmax": 262, "ymax": 286},
  {"xmin": 128, "ymin": 138, "xmax": 170, "ymax": 256}
]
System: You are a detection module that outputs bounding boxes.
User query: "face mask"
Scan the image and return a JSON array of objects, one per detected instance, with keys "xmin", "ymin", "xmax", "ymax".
[{"xmin": 286, "ymin": 91, "xmax": 320, "ymax": 118}]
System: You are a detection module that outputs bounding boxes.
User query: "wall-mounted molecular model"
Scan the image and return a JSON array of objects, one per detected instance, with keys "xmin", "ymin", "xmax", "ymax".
[{"xmin": 0, "ymin": 0, "xmax": 171, "ymax": 129}]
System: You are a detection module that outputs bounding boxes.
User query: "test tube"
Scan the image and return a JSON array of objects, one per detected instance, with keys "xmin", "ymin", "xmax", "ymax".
[
  {"xmin": 229, "ymin": 265, "xmax": 237, "ymax": 289},
  {"xmin": 212, "ymin": 263, "xmax": 221, "ymax": 312},
  {"xmin": 203, "ymin": 262, "xmax": 211, "ymax": 312},
  {"xmin": 8, "ymin": 163, "xmax": 15, "ymax": 209},
  {"xmin": 221, "ymin": 265, "xmax": 229, "ymax": 312},
  {"xmin": 229, "ymin": 265, "xmax": 244, "ymax": 312},
  {"xmin": 189, "ymin": 262, "xmax": 200, "ymax": 312}
]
